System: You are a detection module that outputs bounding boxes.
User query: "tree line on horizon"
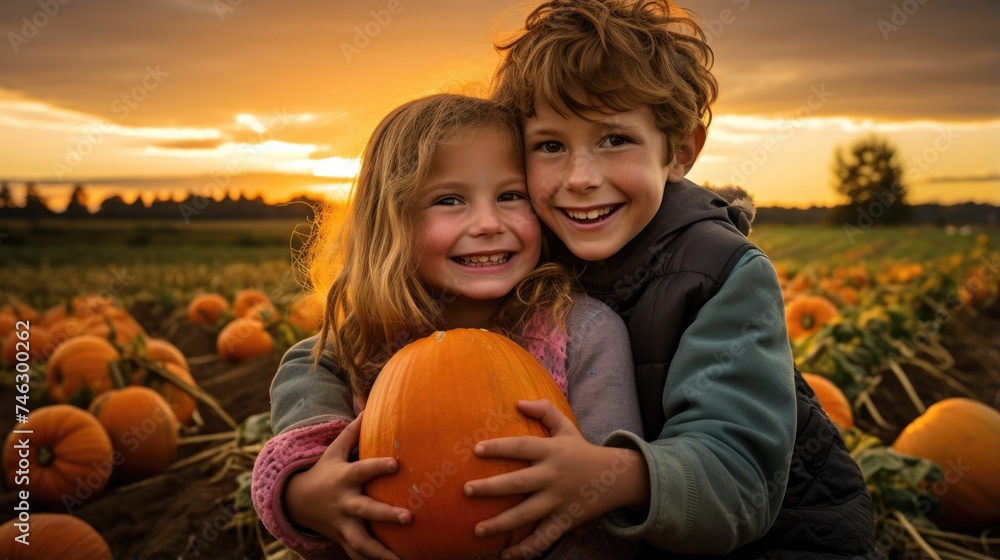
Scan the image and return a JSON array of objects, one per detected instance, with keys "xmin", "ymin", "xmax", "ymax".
[
  {"xmin": 0, "ymin": 182, "xmax": 322, "ymax": 221},
  {"xmin": 1, "ymin": 137, "xmax": 996, "ymax": 225}
]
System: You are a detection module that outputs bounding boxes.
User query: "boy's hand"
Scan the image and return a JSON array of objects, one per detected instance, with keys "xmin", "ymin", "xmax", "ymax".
[
  {"xmin": 463, "ymin": 400, "xmax": 646, "ymax": 560},
  {"xmin": 285, "ymin": 411, "xmax": 411, "ymax": 560}
]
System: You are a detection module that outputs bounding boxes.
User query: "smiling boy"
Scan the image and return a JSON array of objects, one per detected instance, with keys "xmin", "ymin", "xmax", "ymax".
[{"xmin": 462, "ymin": 0, "xmax": 881, "ymax": 558}]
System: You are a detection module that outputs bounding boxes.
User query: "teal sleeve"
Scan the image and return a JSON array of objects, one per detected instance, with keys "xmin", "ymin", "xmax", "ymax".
[
  {"xmin": 270, "ymin": 335, "xmax": 355, "ymax": 435},
  {"xmin": 601, "ymin": 249, "xmax": 795, "ymax": 554}
]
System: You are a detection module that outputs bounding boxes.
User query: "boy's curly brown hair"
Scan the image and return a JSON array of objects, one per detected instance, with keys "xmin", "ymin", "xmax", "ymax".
[{"xmin": 491, "ymin": 0, "xmax": 718, "ymax": 164}]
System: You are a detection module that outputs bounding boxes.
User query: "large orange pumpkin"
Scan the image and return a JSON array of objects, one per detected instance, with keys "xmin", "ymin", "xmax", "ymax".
[
  {"xmin": 801, "ymin": 373, "xmax": 853, "ymax": 429},
  {"xmin": 217, "ymin": 317, "xmax": 274, "ymax": 361},
  {"xmin": 46, "ymin": 335, "xmax": 121, "ymax": 404},
  {"xmin": 0, "ymin": 513, "xmax": 112, "ymax": 559},
  {"xmin": 89, "ymin": 386, "xmax": 179, "ymax": 482},
  {"xmin": 785, "ymin": 295, "xmax": 839, "ymax": 341},
  {"xmin": 3, "ymin": 405, "xmax": 114, "ymax": 508},
  {"xmin": 360, "ymin": 329, "xmax": 578, "ymax": 560},
  {"xmin": 891, "ymin": 398, "xmax": 1000, "ymax": 530},
  {"xmin": 187, "ymin": 293, "xmax": 230, "ymax": 325}
]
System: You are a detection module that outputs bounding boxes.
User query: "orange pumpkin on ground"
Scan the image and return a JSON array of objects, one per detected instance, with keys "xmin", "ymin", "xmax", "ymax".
[
  {"xmin": 46, "ymin": 335, "xmax": 121, "ymax": 404},
  {"xmin": 232, "ymin": 289, "xmax": 272, "ymax": 318},
  {"xmin": 1, "ymin": 302, "xmax": 40, "ymax": 323},
  {"xmin": 217, "ymin": 317, "xmax": 274, "ymax": 361},
  {"xmin": 891, "ymin": 398, "xmax": 1000, "ymax": 530},
  {"xmin": 286, "ymin": 294, "xmax": 324, "ymax": 333},
  {"xmin": 801, "ymin": 373, "xmax": 853, "ymax": 430},
  {"xmin": 187, "ymin": 293, "xmax": 229, "ymax": 325},
  {"xmin": 89, "ymin": 386, "xmax": 179, "ymax": 482},
  {"xmin": 785, "ymin": 295, "xmax": 839, "ymax": 341},
  {"xmin": 143, "ymin": 338, "xmax": 189, "ymax": 370},
  {"xmin": 1, "ymin": 324, "xmax": 54, "ymax": 367},
  {"xmin": 0, "ymin": 513, "xmax": 112, "ymax": 560},
  {"xmin": 42, "ymin": 303, "xmax": 70, "ymax": 327},
  {"xmin": 3, "ymin": 405, "xmax": 114, "ymax": 508},
  {"xmin": 0, "ymin": 310, "xmax": 16, "ymax": 339},
  {"xmin": 243, "ymin": 300, "xmax": 281, "ymax": 326},
  {"xmin": 131, "ymin": 362, "xmax": 198, "ymax": 426},
  {"xmin": 360, "ymin": 329, "xmax": 579, "ymax": 560}
]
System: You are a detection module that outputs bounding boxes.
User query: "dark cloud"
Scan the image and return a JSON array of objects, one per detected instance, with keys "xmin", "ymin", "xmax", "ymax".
[
  {"xmin": 926, "ymin": 173, "xmax": 1000, "ymax": 184},
  {"xmin": 1, "ymin": 0, "xmax": 997, "ymax": 126},
  {"xmin": 691, "ymin": 0, "xmax": 1000, "ymax": 120}
]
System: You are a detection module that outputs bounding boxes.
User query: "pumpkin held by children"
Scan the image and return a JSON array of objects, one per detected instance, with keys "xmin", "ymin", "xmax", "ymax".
[{"xmin": 360, "ymin": 329, "xmax": 578, "ymax": 560}]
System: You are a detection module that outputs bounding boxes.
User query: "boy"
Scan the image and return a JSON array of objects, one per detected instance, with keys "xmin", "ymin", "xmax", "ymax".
[{"xmin": 464, "ymin": 1, "xmax": 879, "ymax": 557}]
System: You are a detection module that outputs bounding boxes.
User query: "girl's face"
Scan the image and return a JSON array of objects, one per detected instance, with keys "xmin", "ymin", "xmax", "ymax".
[{"xmin": 416, "ymin": 127, "xmax": 541, "ymax": 318}]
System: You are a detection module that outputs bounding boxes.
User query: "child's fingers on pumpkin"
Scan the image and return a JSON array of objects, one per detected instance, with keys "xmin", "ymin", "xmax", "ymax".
[
  {"xmin": 472, "ymin": 434, "xmax": 548, "ymax": 461},
  {"xmin": 473, "ymin": 493, "xmax": 553, "ymax": 538},
  {"xmin": 463, "ymin": 462, "xmax": 546, "ymax": 499},
  {"xmin": 344, "ymin": 456, "xmax": 400, "ymax": 485},
  {"xmin": 517, "ymin": 399, "xmax": 578, "ymax": 436},
  {"xmin": 321, "ymin": 413, "xmax": 364, "ymax": 461},
  {"xmin": 340, "ymin": 520, "xmax": 401, "ymax": 560},
  {"xmin": 344, "ymin": 493, "xmax": 411, "ymax": 525}
]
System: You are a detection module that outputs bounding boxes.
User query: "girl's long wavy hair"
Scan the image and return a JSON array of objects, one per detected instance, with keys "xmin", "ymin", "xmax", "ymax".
[{"xmin": 305, "ymin": 94, "xmax": 574, "ymax": 398}]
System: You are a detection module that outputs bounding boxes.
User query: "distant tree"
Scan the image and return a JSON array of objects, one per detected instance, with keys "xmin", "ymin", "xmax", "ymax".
[
  {"xmin": 63, "ymin": 183, "xmax": 90, "ymax": 218},
  {"xmin": 23, "ymin": 182, "xmax": 53, "ymax": 219},
  {"xmin": 832, "ymin": 135, "xmax": 911, "ymax": 225},
  {"xmin": 0, "ymin": 182, "xmax": 11, "ymax": 208}
]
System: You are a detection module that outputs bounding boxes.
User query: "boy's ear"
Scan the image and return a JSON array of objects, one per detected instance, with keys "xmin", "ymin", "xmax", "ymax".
[{"xmin": 666, "ymin": 124, "xmax": 707, "ymax": 183}]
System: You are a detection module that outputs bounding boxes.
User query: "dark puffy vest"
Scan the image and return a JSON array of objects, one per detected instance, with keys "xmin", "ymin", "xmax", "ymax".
[{"xmin": 570, "ymin": 187, "xmax": 880, "ymax": 558}]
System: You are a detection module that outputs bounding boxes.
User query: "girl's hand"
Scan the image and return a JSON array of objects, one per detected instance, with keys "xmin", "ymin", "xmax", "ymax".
[
  {"xmin": 285, "ymin": 411, "xmax": 411, "ymax": 560},
  {"xmin": 463, "ymin": 400, "xmax": 647, "ymax": 560}
]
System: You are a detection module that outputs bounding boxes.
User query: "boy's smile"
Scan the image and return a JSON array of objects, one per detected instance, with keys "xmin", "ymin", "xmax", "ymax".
[{"xmin": 524, "ymin": 103, "xmax": 687, "ymax": 262}]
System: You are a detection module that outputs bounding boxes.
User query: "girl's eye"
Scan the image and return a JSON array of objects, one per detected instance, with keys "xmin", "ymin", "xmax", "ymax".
[
  {"xmin": 603, "ymin": 134, "xmax": 631, "ymax": 147},
  {"xmin": 534, "ymin": 141, "xmax": 563, "ymax": 153},
  {"xmin": 433, "ymin": 196, "xmax": 462, "ymax": 206},
  {"xmin": 498, "ymin": 191, "xmax": 527, "ymax": 202}
]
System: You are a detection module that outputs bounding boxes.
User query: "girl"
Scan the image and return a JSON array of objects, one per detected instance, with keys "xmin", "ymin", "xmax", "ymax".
[{"xmin": 251, "ymin": 94, "xmax": 642, "ymax": 560}]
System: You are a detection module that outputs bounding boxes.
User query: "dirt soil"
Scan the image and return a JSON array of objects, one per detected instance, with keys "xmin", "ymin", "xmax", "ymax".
[
  {"xmin": 1, "ymin": 299, "xmax": 998, "ymax": 559},
  {"xmin": 0, "ymin": 300, "xmax": 279, "ymax": 560}
]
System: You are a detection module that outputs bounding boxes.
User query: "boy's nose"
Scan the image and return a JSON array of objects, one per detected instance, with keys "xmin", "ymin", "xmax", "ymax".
[{"xmin": 564, "ymin": 153, "xmax": 600, "ymax": 192}]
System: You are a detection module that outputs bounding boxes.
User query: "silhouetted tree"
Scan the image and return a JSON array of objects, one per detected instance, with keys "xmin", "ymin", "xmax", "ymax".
[
  {"xmin": 23, "ymin": 182, "xmax": 53, "ymax": 219},
  {"xmin": 833, "ymin": 135, "xmax": 911, "ymax": 225},
  {"xmin": 63, "ymin": 183, "xmax": 90, "ymax": 218},
  {"xmin": 0, "ymin": 182, "xmax": 11, "ymax": 208}
]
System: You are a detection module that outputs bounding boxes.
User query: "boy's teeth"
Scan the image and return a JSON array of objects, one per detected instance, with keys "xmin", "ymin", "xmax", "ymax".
[
  {"xmin": 566, "ymin": 206, "xmax": 614, "ymax": 220},
  {"xmin": 457, "ymin": 253, "xmax": 510, "ymax": 266}
]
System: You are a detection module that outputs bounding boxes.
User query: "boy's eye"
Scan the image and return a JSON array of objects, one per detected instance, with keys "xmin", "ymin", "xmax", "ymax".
[
  {"xmin": 497, "ymin": 191, "xmax": 527, "ymax": 202},
  {"xmin": 602, "ymin": 134, "xmax": 631, "ymax": 147},
  {"xmin": 534, "ymin": 140, "xmax": 563, "ymax": 153}
]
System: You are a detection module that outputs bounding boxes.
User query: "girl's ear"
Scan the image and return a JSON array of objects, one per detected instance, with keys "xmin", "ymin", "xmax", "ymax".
[{"xmin": 666, "ymin": 124, "xmax": 707, "ymax": 182}]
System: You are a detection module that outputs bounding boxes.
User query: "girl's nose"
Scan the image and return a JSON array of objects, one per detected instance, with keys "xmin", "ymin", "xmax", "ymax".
[{"xmin": 468, "ymin": 203, "xmax": 505, "ymax": 237}]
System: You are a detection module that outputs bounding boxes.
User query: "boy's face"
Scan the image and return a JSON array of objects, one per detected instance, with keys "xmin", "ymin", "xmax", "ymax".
[{"xmin": 523, "ymin": 102, "xmax": 686, "ymax": 261}]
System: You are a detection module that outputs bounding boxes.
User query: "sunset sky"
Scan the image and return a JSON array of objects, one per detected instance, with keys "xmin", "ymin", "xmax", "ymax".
[{"xmin": 1, "ymin": 0, "xmax": 997, "ymax": 211}]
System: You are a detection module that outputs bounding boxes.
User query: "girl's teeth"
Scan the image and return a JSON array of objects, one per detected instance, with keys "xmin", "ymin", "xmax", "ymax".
[{"xmin": 457, "ymin": 253, "xmax": 510, "ymax": 266}]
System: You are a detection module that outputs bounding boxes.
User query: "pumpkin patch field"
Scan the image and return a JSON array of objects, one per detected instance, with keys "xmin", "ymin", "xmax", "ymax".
[{"xmin": 1, "ymin": 220, "xmax": 998, "ymax": 559}]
